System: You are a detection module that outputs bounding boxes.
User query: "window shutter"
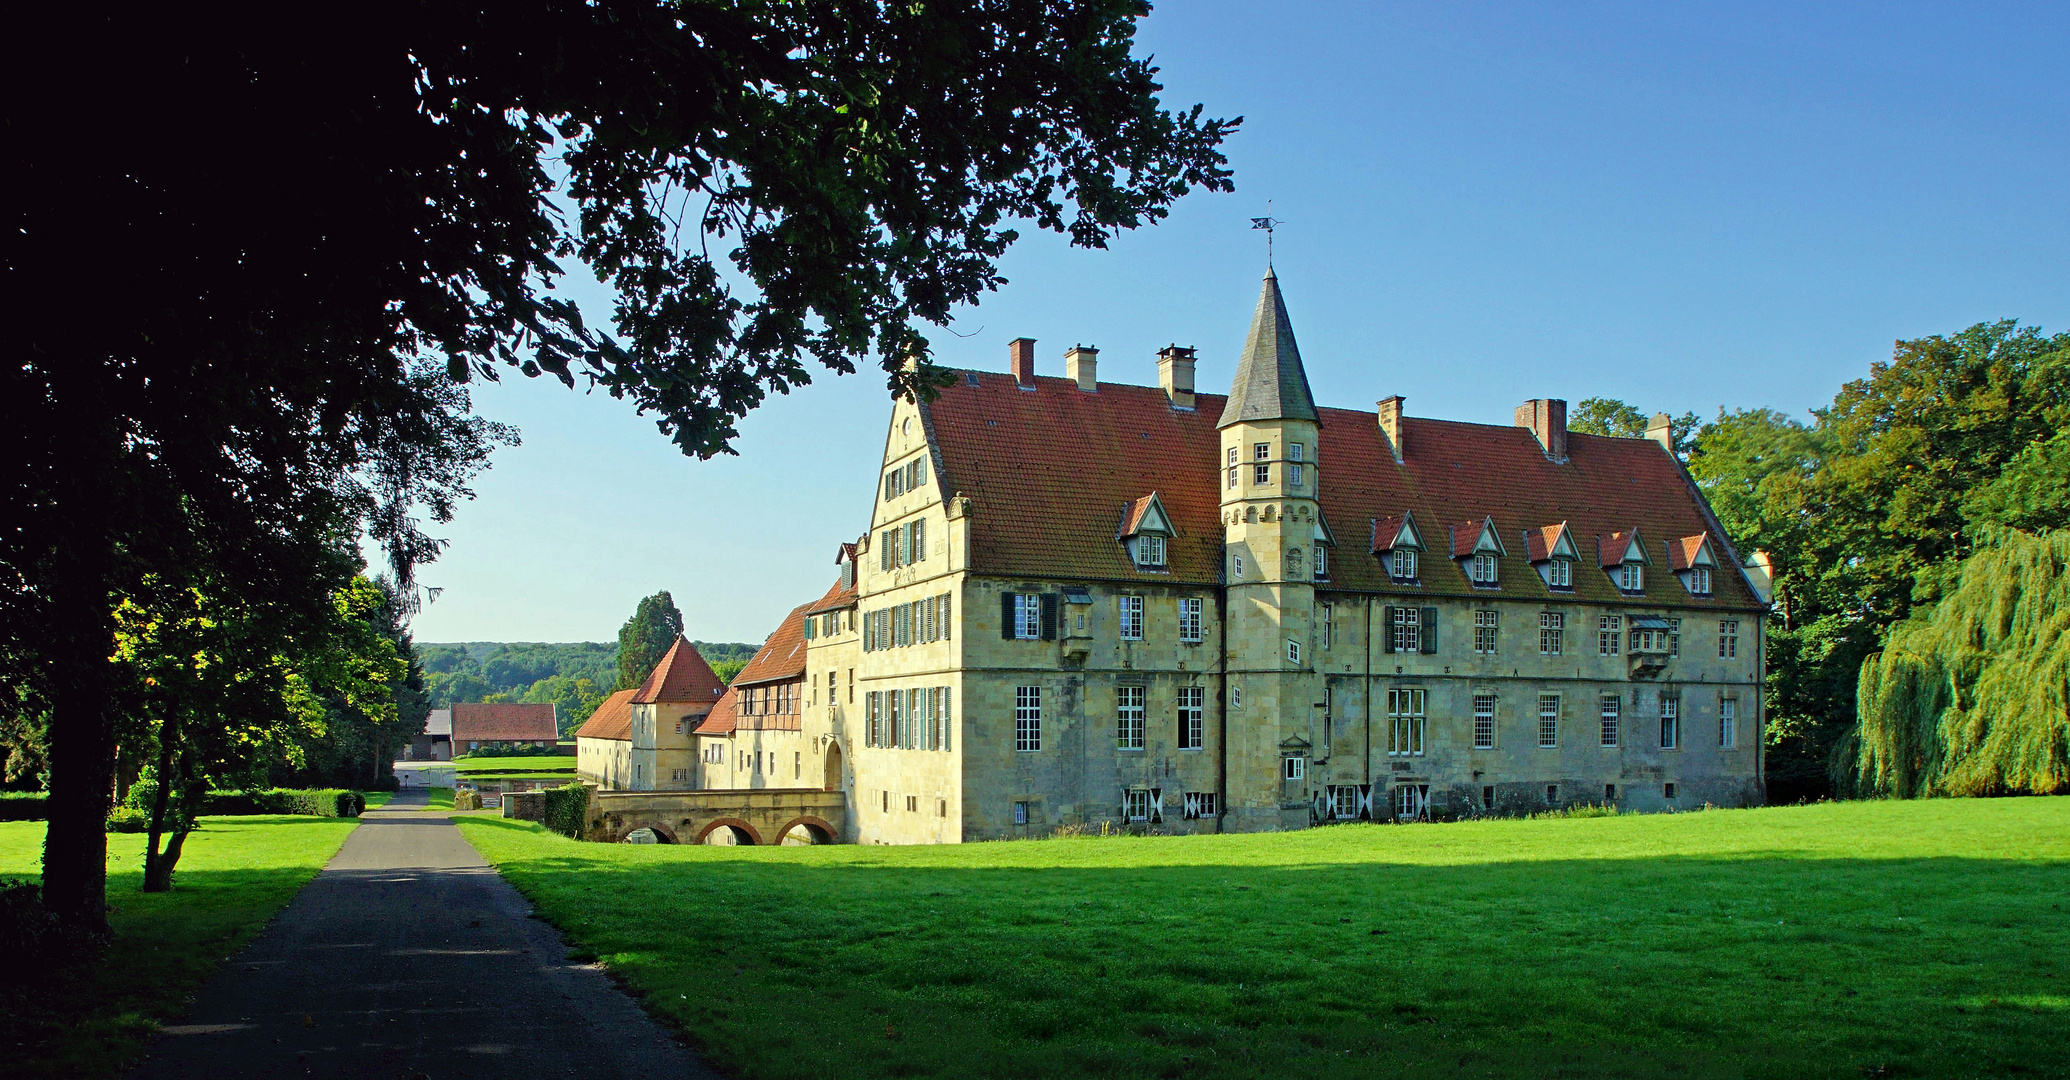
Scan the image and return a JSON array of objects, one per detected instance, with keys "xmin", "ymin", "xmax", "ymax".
[
  {"xmin": 884, "ymin": 473, "xmax": 895, "ymax": 501},
  {"xmin": 880, "ymin": 533, "xmax": 891, "ymax": 572},
  {"xmin": 1420, "ymin": 607, "xmax": 1439, "ymax": 654},
  {"xmin": 1000, "ymin": 592, "xmax": 1016, "ymax": 639},
  {"xmin": 941, "ymin": 594, "xmax": 953, "ymax": 638},
  {"xmin": 863, "ymin": 610, "xmax": 874, "ymax": 651},
  {"xmin": 1381, "ymin": 606, "xmax": 1396, "ymax": 653},
  {"xmin": 915, "ymin": 456, "xmax": 928, "ymax": 487},
  {"xmin": 1040, "ymin": 594, "xmax": 1059, "ymax": 640},
  {"xmin": 913, "ymin": 518, "xmax": 926, "ymax": 561}
]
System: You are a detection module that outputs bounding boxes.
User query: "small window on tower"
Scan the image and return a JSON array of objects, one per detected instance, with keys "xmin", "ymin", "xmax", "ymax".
[{"xmin": 1254, "ymin": 442, "xmax": 1271, "ymax": 460}]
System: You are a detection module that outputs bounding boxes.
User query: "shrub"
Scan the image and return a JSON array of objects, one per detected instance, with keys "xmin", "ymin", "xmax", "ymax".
[
  {"xmin": 105, "ymin": 807, "xmax": 150, "ymax": 833},
  {"xmin": 541, "ymin": 783, "xmax": 590, "ymax": 839},
  {"xmin": 0, "ymin": 793, "xmax": 47, "ymax": 822},
  {"xmin": 123, "ymin": 778, "xmax": 160, "ymax": 813},
  {"xmin": 334, "ymin": 791, "xmax": 365, "ymax": 818},
  {"xmin": 201, "ymin": 788, "xmax": 366, "ymax": 818}
]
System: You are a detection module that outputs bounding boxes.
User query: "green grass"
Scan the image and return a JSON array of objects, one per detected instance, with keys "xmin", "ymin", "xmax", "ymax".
[
  {"xmin": 0, "ymin": 815, "xmax": 360, "ymax": 1078},
  {"xmin": 453, "ymin": 754, "xmax": 575, "ymax": 774},
  {"xmin": 364, "ymin": 791, "xmax": 393, "ymax": 809},
  {"xmin": 423, "ymin": 786, "xmax": 454, "ymax": 812},
  {"xmin": 458, "ymin": 798, "xmax": 2070, "ymax": 1080}
]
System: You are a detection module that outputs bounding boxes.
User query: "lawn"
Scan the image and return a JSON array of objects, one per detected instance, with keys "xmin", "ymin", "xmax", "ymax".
[
  {"xmin": 423, "ymin": 786, "xmax": 455, "ymax": 811},
  {"xmin": 0, "ymin": 815, "xmax": 360, "ymax": 1079},
  {"xmin": 458, "ymin": 798, "xmax": 2070, "ymax": 1080},
  {"xmin": 454, "ymin": 753, "xmax": 575, "ymax": 774}
]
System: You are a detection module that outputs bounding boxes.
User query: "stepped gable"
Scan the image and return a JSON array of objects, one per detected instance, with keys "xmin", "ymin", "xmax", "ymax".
[
  {"xmin": 733, "ymin": 604, "xmax": 811, "ymax": 688},
  {"xmin": 1216, "ymin": 269, "xmax": 1319, "ymax": 427},
  {"xmin": 693, "ymin": 687, "xmax": 737, "ymax": 736},
  {"xmin": 573, "ymin": 689, "xmax": 636, "ymax": 742},
  {"xmin": 450, "ymin": 702, "xmax": 557, "ymax": 742},
  {"xmin": 628, "ymin": 635, "xmax": 727, "ymax": 705},
  {"xmin": 924, "ymin": 376, "xmax": 1762, "ymax": 611}
]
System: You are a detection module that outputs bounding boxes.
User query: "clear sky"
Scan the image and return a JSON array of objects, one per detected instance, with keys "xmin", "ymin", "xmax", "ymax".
[{"xmin": 404, "ymin": 0, "xmax": 2069, "ymax": 646}]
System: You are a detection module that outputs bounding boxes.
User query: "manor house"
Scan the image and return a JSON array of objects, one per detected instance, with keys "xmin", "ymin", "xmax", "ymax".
[{"xmin": 578, "ymin": 270, "xmax": 1771, "ymax": 844}]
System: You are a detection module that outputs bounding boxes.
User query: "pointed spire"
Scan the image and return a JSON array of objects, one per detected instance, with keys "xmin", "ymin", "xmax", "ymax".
[{"xmin": 1216, "ymin": 268, "xmax": 1319, "ymax": 428}]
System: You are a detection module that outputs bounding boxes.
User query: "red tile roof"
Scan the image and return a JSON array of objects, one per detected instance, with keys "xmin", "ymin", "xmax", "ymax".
[
  {"xmin": 1669, "ymin": 533, "xmax": 1713, "ymax": 571},
  {"xmin": 1118, "ymin": 493, "xmax": 1166, "ymax": 536},
  {"xmin": 573, "ymin": 689, "xmax": 636, "ymax": 742},
  {"xmin": 629, "ymin": 636, "xmax": 727, "ymax": 705},
  {"xmin": 450, "ymin": 703, "xmax": 558, "ymax": 743},
  {"xmin": 1524, "ymin": 522, "xmax": 1572, "ymax": 563},
  {"xmin": 1597, "ymin": 529, "xmax": 1645, "ymax": 568},
  {"xmin": 693, "ymin": 686, "xmax": 737, "ymax": 736},
  {"xmin": 923, "ymin": 374, "xmax": 1764, "ymax": 612},
  {"xmin": 733, "ymin": 604, "xmax": 810, "ymax": 688},
  {"xmin": 803, "ymin": 574, "xmax": 858, "ymax": 616}
]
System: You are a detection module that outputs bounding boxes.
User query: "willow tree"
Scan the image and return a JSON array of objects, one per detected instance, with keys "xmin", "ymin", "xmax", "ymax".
[{"xmin": 1855, "ymin": 530, "xmax": 2070, "ymax": 797}]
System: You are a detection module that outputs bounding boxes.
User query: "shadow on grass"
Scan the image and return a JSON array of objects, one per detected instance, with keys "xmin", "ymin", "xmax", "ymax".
[
  {"xmin": 1, "ymin": 819, "xmax": 357, "ymax": 1080},
  {"xmin": 462, "ymin": 820, "xmax": 2070, "ymax": 1080}
]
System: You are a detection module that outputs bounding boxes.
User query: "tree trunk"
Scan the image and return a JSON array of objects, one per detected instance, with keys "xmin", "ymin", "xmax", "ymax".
[
  {"xmin": 142, "ymin": 722, "xmax": 182, "ymax": 893},
  {"xmin": 40, "ymin": 370, "xmax": 122, "ymax": 930}
]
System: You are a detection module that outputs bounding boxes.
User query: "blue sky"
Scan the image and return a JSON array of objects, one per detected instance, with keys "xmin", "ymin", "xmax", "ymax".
[{"xmin": 405, "ymin": 0, "xmax": 2069, "ymax": 646}]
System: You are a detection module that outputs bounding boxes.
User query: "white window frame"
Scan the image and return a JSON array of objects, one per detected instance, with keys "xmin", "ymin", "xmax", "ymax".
[
  {"xmin": 1119, "ymin": 595, "xmax": 1144, "ymax": 640},
  {"xmin": 1538, "ymin": 694, "xmax": 1560, "ymax": 748},
  {"xmin": 1661, "ymin": 695, "xmax": 1680, "ymax": 749},
  {"xmin": 1289, "ymin": 442, "xmax": 1304, "ymax": 462},
  {"xmin": 1288, "ymin": 463, "xmax": 1304, "ymax": 488},
  {"xmin": 1720, "ymin": 698, "xmax": 1739, "ymax": 748},
  {"xmin": 1600, "ymin": 695, "xmax": 1621, "ymax": 747},
  {"xmin": 1012, "ymin": 594, "xmax": 1042, "ymax": 640},
  {"xmin": 1689, "ymin": 566, "xmax": 1712, "ymax": 595},
  {"xmin": 1548, "ymin": 557, "xmax": 1573, "ymax": 588},
  {"xmin": 1474, "ymin": 609, "xmax": 1498, "ymax": 654},
  {"xmin": 1314, "ymin": 544, "xmax": 1329, "ymax": 580},
  {"xmin": 1178, "ymin": 598, "xmax": 1204, "ymax": 643},
  {"xmin": 1616, "ymin": 562, "xmax": 1644, "ymax": 591},
  {"xmin": 1116, "ymin": 685, "xmax": 1146, "ymax": 750},
  {"xmin": 1231, "ymin": 553, "xmax": 1244, "ymax": 580},
  {"xmin": 1282, "ymin": 755, "xmax": 1305, "ymax": 781},
  {"xmin": 1599, "ymin": 615, "xmax": 1622, "ymax": 656},
  {"xmin": 1136, "ymin": 534, "xmax": 1166, "ymax": 568},
  {"xmin": 1470, "ymin": 552, "xmax": 1498, "ymax": 585},
  {"xmin": 1539, "ymin": 611, "xmax": 1563, "ymax": 655},
  {"xmin": 1254, "ymin": 461, "xmax": 1270, "ymax": 485},
  {"xmin": 1330, "ymin": 785, "xmax": 1360, "ymax": 820},
  {"xmin": 1391, "ymin": 548, "xmax": 1418, "ymax": 582},
  {"xmin": 1387, "ymin": 688, "xmax": 1426, "ymax": 757},
  {"xmin": 1473, "ymin": 693, "xmax": 1496, "ymax": 749},
  {"xmin": 1320, "ymin": 604, "xmax": 1333, "ymax": 650},
  {"xmin": 1718, "ymin": 619, "xmax": 1739, "ymax": 659},
  {"xmin": 1286, "ymin": 638, "xmax": 1302, "ymax": 665},
  {"xmin": 1014, "ymin": 686, "xmax": 1041, "ymax": 752},
  {"xmin": 1178, "ymin": 687, "xmax": 1205, "ymax": 750},
  {"xmin": 1391, "ymin": 605, "xmax": 1421, "ymax": 653},
  {"xmin": 1124, "ymin": 789, "xmax": 1151, "ymax": 822}
]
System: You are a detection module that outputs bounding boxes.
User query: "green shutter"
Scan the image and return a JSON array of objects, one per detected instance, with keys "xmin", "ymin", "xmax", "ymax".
[
  {"xmin": 1040, "ymin": 594, "xmax": 1059, "ymax": 640},
  {"xmin": 1001, "ymin": 592, "xmax": 1017, "ymax": 640},
  {"xmin": 1381, "ymin": 606, "xmax": 1396, "ymax": 653},
  {"xmin": 1420, "ymin": 607, "xmax": 1439, "ymax": 655}
]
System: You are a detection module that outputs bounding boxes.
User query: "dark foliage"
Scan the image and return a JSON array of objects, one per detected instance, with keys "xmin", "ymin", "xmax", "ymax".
[{"xmin": 542, "ymin": 783, "xmax": 592, "ymax": 840}]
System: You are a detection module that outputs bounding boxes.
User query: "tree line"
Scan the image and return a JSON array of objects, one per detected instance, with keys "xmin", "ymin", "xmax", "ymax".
[{"xmin": 1575, "ymin": 318, "xmax": 2069, "ymax": 799}]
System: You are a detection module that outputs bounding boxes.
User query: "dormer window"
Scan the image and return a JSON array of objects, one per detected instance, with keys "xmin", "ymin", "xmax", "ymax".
[
  {"xmin": 1689, "ymin": 566, "xmax": 1711, "ymax": 595},
  {"xmin": 1616, "ymin": 563, "xmax": 1644, "ymax": 592},
  {"xmin": 1375, "ymin": 512, "xmax": 1425, "ymax": 585},
  {"xmin": 1599, "ymin": 528, "xmax": 1651, "ymax": 595},
  {"xmin": 1452, "ymin": 516, "xmax": 1506, "ymax": 589},
  {"xmin": 1670, "ymin": 534, "xmax": 1718, "ymax": 597},
  {"xmin": 1470, "ymin": 553, "xmax": 1498, "ymax": 585},
  {"xmin": 1314, "ymin": 544, "xmax": 1329, "ymax": 580},
  {"xmin": 1136, "ymin": 534, "xmax": 1166, "ymax": 568},
  {"xmin": 1120, "ymin": 493, "xmax": 1173, "ymax": 572},
  {"xmin": 1547, "ymin": 558, "xmax": 1572, "ymax": 588},
  {"xmin": 1390, "ymin": 549, "xmax": 1419, "ymax": 582}
]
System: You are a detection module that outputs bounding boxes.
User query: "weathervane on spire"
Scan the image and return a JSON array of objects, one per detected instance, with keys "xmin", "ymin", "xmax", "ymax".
[{"xmin": 1250, "ymin": 200, "xmax": 1284, "ymax": 266}]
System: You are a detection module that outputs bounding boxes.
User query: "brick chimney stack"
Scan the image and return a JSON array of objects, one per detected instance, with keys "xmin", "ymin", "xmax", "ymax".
[
  {"xmin": 1515, "ymin": 398, "xmax": 1569, "ymax": 463},
  {"xmin": 1157, "ymin": 345, "xmax": 1196, "ymax": 409},
  {"xmin": 1376, "ymin": 395, "xmax": 1406, "ymax": 463},
  {"xmin": 1065, "ymin": 344, "xmax": 1099, "ymax": 391},
  {"xmin": 1009, "ymin": 337, "xmax": 1037, "ymax": 387}
]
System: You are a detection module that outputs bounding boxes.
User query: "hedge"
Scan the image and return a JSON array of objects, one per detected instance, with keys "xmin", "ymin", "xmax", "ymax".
[
  {"xmin": 201, "ymin": 788, "xmax": 365, "ymax": 818},
  {"xmin": 0, "ymin": 793, "xmax": 46, "ymax": 822},
  {"xmin": 541, "ymin": 783, "xmax": 591, "ymax": 839}
]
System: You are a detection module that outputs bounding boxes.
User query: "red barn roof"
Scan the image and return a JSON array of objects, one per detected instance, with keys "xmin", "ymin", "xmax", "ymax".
[{"xmin": 450, "ymin": 702, "xmax": 557, "ymax": 743}]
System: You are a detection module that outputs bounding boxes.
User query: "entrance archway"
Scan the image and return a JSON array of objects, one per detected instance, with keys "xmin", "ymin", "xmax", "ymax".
[
  {"xmin": 696, "ymin": 818, "xmax": 763, "ymax": 846},
  {"xmin": 822, "ymin": 742, "xmax": 844, "ymax": 791}
]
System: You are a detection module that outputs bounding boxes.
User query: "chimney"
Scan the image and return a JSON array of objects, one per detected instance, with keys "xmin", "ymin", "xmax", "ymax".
[
  {"xmin": 1646, "ymin": 412, "xmax": 1674, "ymax": 453},
  {"xmin": 1375, "ymin": 396, "xmax": 1406, "ymax": 463},
  {"xmin": 1157, "ymin": 345, "xmax": 1196, "ymax": 409},
  {"xmin": 1009, "ymin": 337, "xmax": 1037, "ymax": 388},
  {"xmin": 1065, "ymin": 344, "xmax": 1099, "ymax": 392},
  {"xmin": 1515, "ymin": 398, "xmax": 1569, "ymax": 462}
]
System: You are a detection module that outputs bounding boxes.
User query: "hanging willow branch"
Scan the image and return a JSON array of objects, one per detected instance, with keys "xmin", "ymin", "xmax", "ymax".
[{"xmin": 1856, "ymin": 529, "xmax": 2070, "ymax": 796}]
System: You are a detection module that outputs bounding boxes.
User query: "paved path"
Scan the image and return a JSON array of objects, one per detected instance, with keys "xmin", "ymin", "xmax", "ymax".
[{"xmin": 131, "ymin": 788, "xmax": 719, "ymax": 1079}]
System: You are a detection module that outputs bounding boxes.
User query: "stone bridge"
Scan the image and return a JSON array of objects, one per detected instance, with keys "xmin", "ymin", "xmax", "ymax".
[{"xmin": 586, "ymin": 787, "xmax": 847, "ymax": 845}]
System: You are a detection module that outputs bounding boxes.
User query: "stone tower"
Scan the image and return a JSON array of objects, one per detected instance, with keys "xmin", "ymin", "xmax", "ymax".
[{"xmin": 1217, "ymin": 269, "xmax": 1323, "ymax": 832}]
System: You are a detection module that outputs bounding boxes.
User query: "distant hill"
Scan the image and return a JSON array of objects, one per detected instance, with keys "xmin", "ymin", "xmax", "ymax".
[{"xmin": 417, "ymin": 640, "xmax": 760, "ymax": 737}]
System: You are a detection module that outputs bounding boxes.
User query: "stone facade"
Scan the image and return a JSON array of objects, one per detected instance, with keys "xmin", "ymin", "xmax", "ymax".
[{"xmin": 585, "ymin": 270, "xmax": 1767, "ymax": 845}]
